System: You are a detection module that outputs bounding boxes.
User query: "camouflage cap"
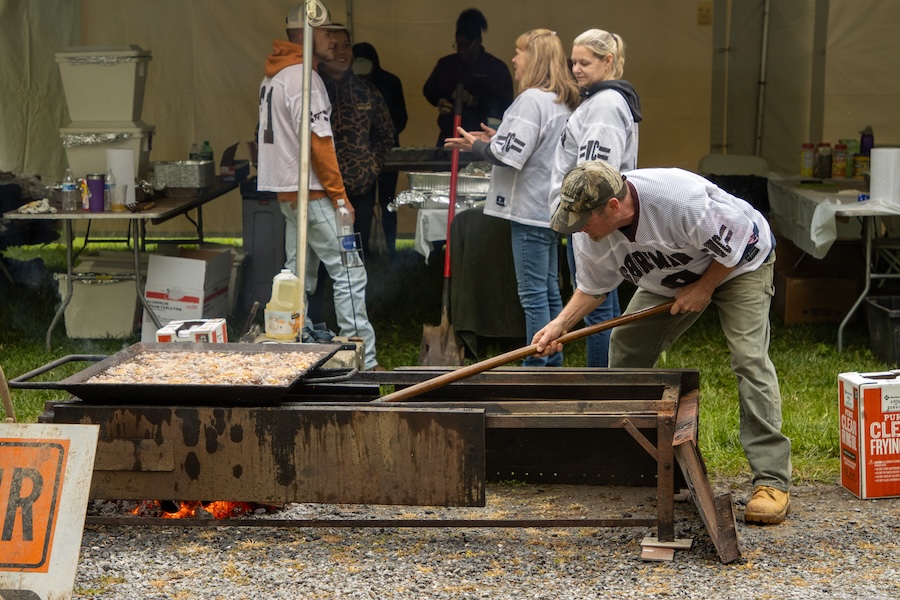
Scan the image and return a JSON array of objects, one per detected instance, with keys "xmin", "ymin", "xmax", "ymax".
[{"xmin": 550, "ymin": 161, "xmax": 627, "ymax": 234}]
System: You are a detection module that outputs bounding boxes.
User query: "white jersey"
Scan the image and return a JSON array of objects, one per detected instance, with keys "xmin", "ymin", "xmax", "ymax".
[
  {"xmin": 257, "ymin": 64, "xmax": 333, "ymax": 192},
  {"xmin": 548, "ymin": 88, "xmax": 639, "ymax": 213},
  {"xmin": 573, "ymin": 168, "xmax": 774, "ymax": 297},
  {"xmin": 483, "ymin": 89, "xmax": 573, "ymax": 227}
]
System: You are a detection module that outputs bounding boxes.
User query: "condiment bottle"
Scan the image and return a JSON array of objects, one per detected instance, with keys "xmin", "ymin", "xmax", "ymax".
[
  {"xmin": 832, "ymin": 144, "xmax": 848, "ymax": 178},
  {"xmin": 800, "ymin": 143, "xmax": 815, "ymax": 177},
  {"xmin": 813, "ymin": 143, "xmax": 833, "ymax": 179},
  {"xmin": 860, "ymin": 126, "xmax": 874, "ymax": 156}
]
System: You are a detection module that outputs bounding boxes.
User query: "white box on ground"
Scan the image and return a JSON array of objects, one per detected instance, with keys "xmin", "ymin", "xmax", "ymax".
[
  {"xmin": 141, "ymin": 246, "xmax": 233, "ymax": 342},
  {"xmin": 55, "ymin": 45, "xmax": 151, "ymax": 122},
  {"xmin": 156, "ymin": 318, "xmax": 228, "ymax": 343},
  {"xmin": 56, "ymin": 257, "xmax": 146, "ymax": 339}
]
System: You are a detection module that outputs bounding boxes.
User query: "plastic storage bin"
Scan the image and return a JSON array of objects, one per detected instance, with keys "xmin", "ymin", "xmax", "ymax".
[
  {"xmin": 240, "ymin": 178, "xmax": 286, "ymax": 314},
  {"xmin": 61, "ymin": 122, "xmax": 155, "ymax": 179},
  {"xmin": 865, "ymin": 296, "xmax": 900, "ymax": 365},
  {"xmin": 55, "ymin": 45, "xmax": 152, "ymax": 123}
]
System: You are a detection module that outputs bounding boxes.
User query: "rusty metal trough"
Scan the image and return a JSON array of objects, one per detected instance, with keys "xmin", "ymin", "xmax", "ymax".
[{"xmin": 36, "ymin": 366, "xmax": 740, "ymax": 563}]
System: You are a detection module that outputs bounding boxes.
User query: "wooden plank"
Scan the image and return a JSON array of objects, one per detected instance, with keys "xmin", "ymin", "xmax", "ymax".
[
  {"xmin": 641, "ymin": 546, "xmax": 675, "ymax": 561},
  {"xmin": 674, "ymin": 440, "xmax": 742, "ymax": 563}
]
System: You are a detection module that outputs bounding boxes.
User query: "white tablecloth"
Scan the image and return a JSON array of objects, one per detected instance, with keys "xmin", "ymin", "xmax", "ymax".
[
  {"xmin": 766, "ymin": 175, "xmax": 900, "ymax": 258},
  {"xmin": 414, "ymin": 205, "xmax": 473, "ymax": 262}
]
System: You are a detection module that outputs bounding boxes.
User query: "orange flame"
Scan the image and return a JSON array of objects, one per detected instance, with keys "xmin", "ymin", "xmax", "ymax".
[{"xmin": 130, "ymin": 500, "xmax": 257, "ymax": 519}]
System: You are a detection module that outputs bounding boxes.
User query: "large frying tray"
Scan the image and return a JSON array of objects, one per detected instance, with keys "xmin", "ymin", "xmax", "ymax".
[{"xmin": 10, "ymin": 342, "xmax": 346, "ymax": 406}]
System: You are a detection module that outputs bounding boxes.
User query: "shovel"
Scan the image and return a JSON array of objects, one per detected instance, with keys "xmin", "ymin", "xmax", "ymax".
[
  {"xmin": 419, "ymin": 83, "xmax": 467, "ymax": 366},
  {"xmin": 381, "ymin": 300, "xmax": 675, "ymax": 403}
]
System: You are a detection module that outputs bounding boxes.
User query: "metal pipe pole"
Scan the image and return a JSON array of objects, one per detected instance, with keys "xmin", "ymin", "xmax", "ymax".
[{"xmin": 295, "ymin": 0, "xmax": 316, "ymax": 329}]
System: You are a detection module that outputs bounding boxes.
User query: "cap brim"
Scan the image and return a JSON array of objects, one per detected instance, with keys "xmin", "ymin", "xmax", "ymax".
[{"xmin": 550, "ymin": 205, "xmax": 591, "ymax": 235}]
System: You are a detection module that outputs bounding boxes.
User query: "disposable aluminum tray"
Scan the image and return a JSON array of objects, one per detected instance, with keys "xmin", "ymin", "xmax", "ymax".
[
  {"xmin": 154, "ymin": 160, "xmax": 216, "ymax": 189},
  {"xmin": 407, "ymin": 172, "xmax": 490, "ymax": 197}
]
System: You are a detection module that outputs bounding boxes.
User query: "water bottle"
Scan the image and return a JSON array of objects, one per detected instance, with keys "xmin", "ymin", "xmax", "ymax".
[
  {"xmin": 61, "ymin": 168, "xmax": 79, "ymax": 211},
  {"xmin": 200, "ymin": 140, "xmax": 214, "ymax": 161},
  {"xmin": 860, "ymin": 126, "xmax": 874, "ymax": 156},
  {"xmin": 336, "ymin": 199, "xmax": 364, "ymax": 268},
  {"xmin": 104, "ymin": 168, "xmax": 116, "ymax": 211},
  {"xmin": 189, "ymin": 142, "xmax": 200, "ymax": 160}
]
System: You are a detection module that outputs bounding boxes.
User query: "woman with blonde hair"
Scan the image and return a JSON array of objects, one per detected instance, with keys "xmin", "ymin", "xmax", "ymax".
[
  {"xmin": 445, "ymin": 28, "xmax": 579, "ymax": 366},
  {"xmin": 548, "ymin": 28, "xmax": 642, "ymax": 367}
]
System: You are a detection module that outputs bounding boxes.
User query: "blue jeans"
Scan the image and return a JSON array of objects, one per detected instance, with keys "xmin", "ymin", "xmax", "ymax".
[
  {"xmin": 566, "ymin": 235, "xmax": 620, "ymax": 367},
  {"xmin": 511, "ymin": 221, "xmax": 564, "ymax": 367}
]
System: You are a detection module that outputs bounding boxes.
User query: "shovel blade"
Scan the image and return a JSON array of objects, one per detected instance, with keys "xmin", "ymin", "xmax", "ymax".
[{"xmin": 419, "ymin": 321, "xmax": 466, "ymax": 366}]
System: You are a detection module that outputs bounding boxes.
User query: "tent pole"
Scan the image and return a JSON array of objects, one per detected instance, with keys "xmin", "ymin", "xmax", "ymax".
[
  {"xmin": 295, "ymin": 0, "xmax": 317, "ymax": 330},
  {"xmin": 754, "ymin": 0, "xmax": 771, "ymax": 156}
]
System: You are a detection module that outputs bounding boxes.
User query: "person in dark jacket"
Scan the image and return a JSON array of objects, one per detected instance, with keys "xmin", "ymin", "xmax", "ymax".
[
  {"xmin": 353, "ymin": 41, "xmax": 407, "ymax": 257},
  {"xmin": 422, "ymin": 8, "xmax": 514, "ymax": 145},
  {"xmin": 318, "ymin": 28, "xmax": 395, "ymax": 256}
]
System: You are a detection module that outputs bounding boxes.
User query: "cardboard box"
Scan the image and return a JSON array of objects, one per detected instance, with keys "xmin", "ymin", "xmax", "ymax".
[
  {"xmin": 140, "ymin": 246, "xmax": 232, "ymax": 342},
  {"xmin": 156, "ymin": 319, "xmax": 228, "ymax": 343},
  {"xmin": 774, "ymin": 269, "xmax": 859, "ymax": 325},
  {"xmin": 56, "ymin": 258, "xmax": 144, "ymax": 339},
  {"xmin": 773, "ymin": 235, "xmax": 863, "ymax": 325},
  {"xmin": 838, "ymin": 371, "xmax": 900, "ymax": 499}
]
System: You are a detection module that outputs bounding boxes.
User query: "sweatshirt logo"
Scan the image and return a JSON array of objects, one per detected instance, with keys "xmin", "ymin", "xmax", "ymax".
[
  {"xmin": 579, "ymin": 140, "xmax": 611, "ymax": 162},
  {"xmin": 497, "ymin": 133, "xmax": 525, "ymax": 154}
]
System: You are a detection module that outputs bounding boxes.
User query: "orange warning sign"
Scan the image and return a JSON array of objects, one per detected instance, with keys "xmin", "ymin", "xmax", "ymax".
[{"xmin": 0, "ymin": 438, "xmax": 69, "ymax": 572}]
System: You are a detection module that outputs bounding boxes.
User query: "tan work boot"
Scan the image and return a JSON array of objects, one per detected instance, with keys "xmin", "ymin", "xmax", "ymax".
[{"xmin": 745, "ymin": 485, "xmax": 790, "ymax": 524}]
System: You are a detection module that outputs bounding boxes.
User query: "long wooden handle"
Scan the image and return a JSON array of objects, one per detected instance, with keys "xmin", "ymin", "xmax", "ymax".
[{"xmin": 375, "ymin": 300, "xmax": 675, "ymax": 403}]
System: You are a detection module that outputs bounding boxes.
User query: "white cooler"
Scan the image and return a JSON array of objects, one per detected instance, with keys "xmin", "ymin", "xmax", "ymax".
[
  {"xmin": 61, "ymin": 121, "xmax": 155, "ymax": 179},
  {"xmin": 55, "ymin": 45, "xmax": 152, "ymax": 123}
]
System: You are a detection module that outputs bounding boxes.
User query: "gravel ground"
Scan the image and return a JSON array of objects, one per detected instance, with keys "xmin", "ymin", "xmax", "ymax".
[{"xmin": 73, "ymin": 480, "xmax": 900, "ymax": 599}]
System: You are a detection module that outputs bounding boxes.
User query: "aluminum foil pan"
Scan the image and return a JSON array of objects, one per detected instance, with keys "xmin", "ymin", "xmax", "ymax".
[
  {"xmin": 407, "ymin": 172, "xmax": 490, "ymax": 196},
  {"xmin": 153, "ymin": 160, "xmax": 216, "ymax": 189},
  {"xmin": 389, "ymin": 190, "xmax": 484, "ymax": 211}
]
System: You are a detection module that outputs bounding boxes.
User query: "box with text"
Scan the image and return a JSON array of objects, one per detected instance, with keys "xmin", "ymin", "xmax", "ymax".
[{"xmin": 838, "ymin": 371, "xmax": 900, "ymax": 499}]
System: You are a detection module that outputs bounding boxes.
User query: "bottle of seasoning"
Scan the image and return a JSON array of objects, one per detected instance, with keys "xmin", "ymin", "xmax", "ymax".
[
  {"xmin": 813, "ymin": 143, "xmax": 833, "ymax": 179},
  {"xmin": 832, "ymin": 144, "xmax": 848, "ymax": 178},
  {"xmin": 800, "ymin": 143, "xmax": 815, "ymax": 177},
  {"xmin": 860, "ymin": 126, "xmax": 874, "ymax": 156}
]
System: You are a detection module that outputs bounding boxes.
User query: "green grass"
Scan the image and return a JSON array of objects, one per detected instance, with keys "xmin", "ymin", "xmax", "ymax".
[{"xmin": 0, "ymin": 239, "xmax": 888, "ymax": 484}]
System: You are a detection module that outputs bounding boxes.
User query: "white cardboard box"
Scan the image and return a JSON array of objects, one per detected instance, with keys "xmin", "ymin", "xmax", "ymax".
[
  {"xmin": 838, "ymin": 371, "xmax": 900, "ymax": 499},
  {"xmin": 56, "ymin": 257, "xmax": 146, "ymax": 339},
  {"xmin": 156, "ymin": 319, "xmax": 228, "ymax": 343},
  {"xmin": 140, "ymin": 246, "xmax": 232, "ymax": 342}
]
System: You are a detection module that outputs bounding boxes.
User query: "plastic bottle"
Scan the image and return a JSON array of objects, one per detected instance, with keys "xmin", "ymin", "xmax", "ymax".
[
  {"xmin": 813, "ymin": 142, "xmax": 833, "ymax": 179},
  {"xmin": 104, "ymin": 168, "xmax": 116, "ymax": 211},
  {"xmin": 800, "ymin": 143, "xmax": 815, "ymax": 177},
  {"xmin": 200, "ymin": 140, "xmax": 214, "ymax": 161},
  {"xmin": 832, "ymin": 143, "xmax": 848, "ymax": 178},
  {"xmin": 264, "ymin": 269, "xmax": 303, "ymax": 340},
  {"xmin": 189, "ymin": 143, "xmax": 200, "ymax": 160},
  {"xmin": 860, "ymin": 126, "xmax": 874, "ymax": 156},
  {"xmin": 336, "ymin": 199, "xmax": 364, "ymax": 268},
  {"xmin": 61, "ymin": 168, "xmax": 79, "ymax": 211}
]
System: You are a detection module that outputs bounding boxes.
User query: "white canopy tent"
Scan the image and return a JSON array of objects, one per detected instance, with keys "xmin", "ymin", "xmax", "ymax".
[{"xmin": 1, "ymin": 0, "xmax": 897, "ymax": 236}]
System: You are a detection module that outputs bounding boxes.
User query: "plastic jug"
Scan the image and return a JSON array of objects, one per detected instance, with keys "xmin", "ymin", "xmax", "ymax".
[{"xmin": 264, "ymin": 269, "xmax": 303, "ymax": 340}]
